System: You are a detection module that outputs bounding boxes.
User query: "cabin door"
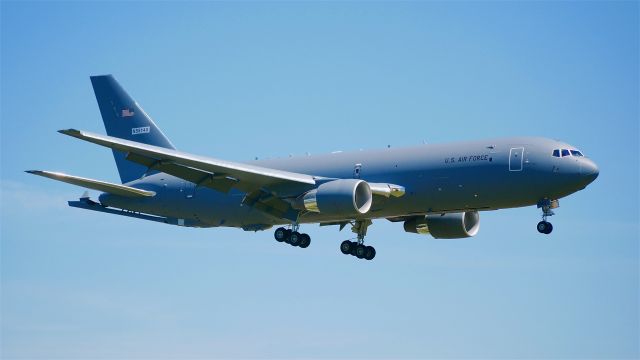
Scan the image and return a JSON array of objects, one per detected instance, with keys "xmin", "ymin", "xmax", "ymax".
[{"xmin": 509, "ymin": 147, "xmax": 524, "ymax": 171}]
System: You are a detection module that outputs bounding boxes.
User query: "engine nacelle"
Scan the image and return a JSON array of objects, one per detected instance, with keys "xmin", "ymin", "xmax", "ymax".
[
  {"xmin": 404, "ymin": 211, "xmax": 480, "ymax": 239},
  {"xmin": 299, "ymin": 179, "xmax": 372, "ymax": 216}
]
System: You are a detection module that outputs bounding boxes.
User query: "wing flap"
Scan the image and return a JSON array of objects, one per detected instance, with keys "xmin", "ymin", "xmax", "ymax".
[
  {"xmin": 125, "ymin": 152, "xmax": 237, "ymax": 193},
  {"xmin": 26, "ymin": 170, "xmax": 155, "ymax": 197},
  {"xmin": 242, "ymin": 189, "xmax": 297, "ymax": 221}
]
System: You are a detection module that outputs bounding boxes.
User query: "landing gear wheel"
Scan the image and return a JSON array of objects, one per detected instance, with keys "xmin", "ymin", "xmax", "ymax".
[
  {"xmin": 289, "ymin": 231, "xmax": 302, "ymax": 246},
  {"xmin": 537, "ymin": 199, "xmax": 558, "ymax": 235},
  {"xmin": 355, "ymin": 244, "xmax": 367, "ymax": 259},
  {"xmin": 299, "ymin": 234, "xmax": 311, "ymax": 248},
  {"xmin": 350, "ymin": 242, "xmax": 359, "ymax": 256},
  {"xmin": 537, "ymin": 221, "xmax": 553, "ymax": 234},
  {"xmin": 364, "ymin": 246, "xmax": 376, "ymax": 261},
  {"xmin": 274, "ymin": 227, "xmax": 287, "ymax": 242},
  {"xmin": 340, "ymin": 240, "xmax": 352, "ymax": 254}
]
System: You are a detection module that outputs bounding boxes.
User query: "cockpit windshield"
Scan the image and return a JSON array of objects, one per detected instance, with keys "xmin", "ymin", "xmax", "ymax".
[{"xmin": 552, "ymin": 148, "xmax": 585, "ymax": 158}]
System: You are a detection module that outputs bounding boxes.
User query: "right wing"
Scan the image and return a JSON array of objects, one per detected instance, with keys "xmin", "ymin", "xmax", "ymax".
[{"xmin": 26, "ymin": 170, "xmax": 155, "ymax": 197}]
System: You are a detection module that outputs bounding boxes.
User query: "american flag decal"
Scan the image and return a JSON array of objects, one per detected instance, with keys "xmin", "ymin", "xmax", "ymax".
[{"xmin": 121, "ymin": 108, "xmax": 135, "ymax": 117}]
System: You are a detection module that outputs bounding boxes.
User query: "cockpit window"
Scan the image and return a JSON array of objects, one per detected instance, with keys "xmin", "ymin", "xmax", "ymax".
[{"xmin": 554, "ymin": 148, "xmax": 584, "ymax": 157}]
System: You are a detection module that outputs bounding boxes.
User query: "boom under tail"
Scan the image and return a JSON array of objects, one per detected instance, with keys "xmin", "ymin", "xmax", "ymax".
[{"xmin": 90, "ymin": 75, "xmax": 175, "ymax": 183}]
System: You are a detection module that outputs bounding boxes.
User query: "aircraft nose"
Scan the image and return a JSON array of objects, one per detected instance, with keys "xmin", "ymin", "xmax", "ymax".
[{"xmin": 580, "ymin": 158, "xmax": 599, "ymax": 183}]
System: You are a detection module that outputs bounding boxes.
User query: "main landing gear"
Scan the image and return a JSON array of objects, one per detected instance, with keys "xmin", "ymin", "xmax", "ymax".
[
  {"xmin": 537, "ymin": 199, "xmax": 558, "ymax": 235},
  {"xmin": 274, "ymin": 225, "xmax": 311, "ymax": 248},
  {"xmin": 273, "ymin": 220, "xmax": 377, "ymax": 260},
  {"xmin": 340, "ymin": 220, "xmax": 376, "ymax": 261}
]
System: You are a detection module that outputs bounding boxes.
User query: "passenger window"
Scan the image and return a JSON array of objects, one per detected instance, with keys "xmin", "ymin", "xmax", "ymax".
[
  {"xmin": 570, "ymin": 150, "xmax": 583, "ymax": 157},
  {"xmin": 561, "ymin": 149, "xmax": 570, "ymax": 157},
  {"xmin": 552, "ymin": 149, "xmax": 560, "ymax": 157}
]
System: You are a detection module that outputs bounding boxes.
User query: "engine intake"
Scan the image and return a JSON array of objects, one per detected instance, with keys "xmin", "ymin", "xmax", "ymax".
[
  {"xmin": 404, "ymin": 211, "xmax": 480, "ymax": 239},
  {"xmin": 299, "ymin": 179, "xmax": 372, "ymax": 216}
]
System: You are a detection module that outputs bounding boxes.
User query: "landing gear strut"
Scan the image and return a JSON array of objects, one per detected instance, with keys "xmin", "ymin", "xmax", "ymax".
[
  {"xmin": 340, "ymin": 220, "xmax": 376, "ymax": 261},
  {"xmin": 274, "ymin": 223, "xmax": 311, "ymax": 248},
  {"xmin": 537, "ymin": 199, "xmax": 558, "ymax": 234}
]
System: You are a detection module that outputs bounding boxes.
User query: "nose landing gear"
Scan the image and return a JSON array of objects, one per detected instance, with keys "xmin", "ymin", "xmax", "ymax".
[
  {"xmin": 537, "ymin": 199, "xmax": 558, "ymax": 234},
  {"xmin": 537, "ymin": 220, "xmax": 553, "ymax": 234}
]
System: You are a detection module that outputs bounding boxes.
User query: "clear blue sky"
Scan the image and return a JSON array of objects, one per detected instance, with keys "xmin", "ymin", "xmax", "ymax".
[{"xmin": 1, "ymin": 1, "xmax": 638, "ymax": 358}]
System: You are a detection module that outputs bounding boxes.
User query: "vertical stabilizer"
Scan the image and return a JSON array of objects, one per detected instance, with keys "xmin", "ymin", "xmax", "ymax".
[{"xmin": 90, "ymin": 75, "xmax": 175, "ymax": 183}]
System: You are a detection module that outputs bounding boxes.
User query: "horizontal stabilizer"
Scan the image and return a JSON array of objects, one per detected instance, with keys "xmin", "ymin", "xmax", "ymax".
[{"xmin": 26, "ymin": 170, "xmax": 155, "ymax": 197}]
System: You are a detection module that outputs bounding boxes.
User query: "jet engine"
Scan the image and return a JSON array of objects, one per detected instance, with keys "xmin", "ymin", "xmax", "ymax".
[
  {"xmin": 299, "ymin": 179, "xmax": 372, "ymax": 216},
  {"xmin": 403, "ymin": 211, "xmax": 480, "ymax": 239}
]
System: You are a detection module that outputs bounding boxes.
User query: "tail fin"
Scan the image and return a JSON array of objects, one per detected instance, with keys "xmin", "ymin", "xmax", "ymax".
[{"xmin": 90, "ymin": 75, "xmax": 175, "ymax": 183}]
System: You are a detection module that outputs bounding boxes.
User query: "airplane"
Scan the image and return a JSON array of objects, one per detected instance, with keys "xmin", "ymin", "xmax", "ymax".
[{"xmin": 27, "ymin": 75, "xmax": 599, "ymax": 261}]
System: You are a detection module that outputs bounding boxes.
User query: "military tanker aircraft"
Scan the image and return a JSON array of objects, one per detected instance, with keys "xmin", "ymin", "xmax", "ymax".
[{"xmin": 28, "ymin": 75, "xmax": 599, "ymax": 260}]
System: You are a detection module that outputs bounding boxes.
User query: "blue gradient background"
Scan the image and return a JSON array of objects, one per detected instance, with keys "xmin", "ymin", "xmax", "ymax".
[{"xmin": 1, "ymin": 2, "xmax": 638, "ymax": 359}]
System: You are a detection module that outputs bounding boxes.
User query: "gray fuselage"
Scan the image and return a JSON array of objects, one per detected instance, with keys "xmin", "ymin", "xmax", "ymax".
[{"xmin": 99, "ymin": 136, "xmax": 599, "ymax": 229}]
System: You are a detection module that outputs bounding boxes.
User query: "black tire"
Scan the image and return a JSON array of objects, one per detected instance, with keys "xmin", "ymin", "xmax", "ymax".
[
  {"xmin": 355, "ymin": 244, "xmax": 366, "ymax": 259},
  {"xmin": 364, "ymin": 246, "xmax": 376, "ymax": 261},
  {"xmin": 274, "ymin": 227, "xmax": 287, "ymax": 242},
  {"xmin": 299, "ymin": 234, "xmax": 311, "ymax": 248},
  {"xmin": 340, "ymin": 240, "xmax": 352, "ymax": 254},
  {"xmin": 544, "ymin": 222, "xmax": 553, "ymax": 234},
  {"xmin": 537, "ymin": 221, "xmax": 548, "ymax": 234},
  {"xmin": 289, "ymin": 231, "xmax": 301, "ymax": 246},
  {"xmin": 283, "ymin": 229, "xmax": 292, "ymax": 243},
  {"xmin": 350, "ymin": 242, "xmax": 359, "ymax": 256}
]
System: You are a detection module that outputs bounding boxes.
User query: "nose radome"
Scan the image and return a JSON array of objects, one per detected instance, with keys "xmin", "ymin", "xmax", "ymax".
[{"xmin": 581, "ymin": 159, "xmax": 599, "ymax": 182}]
